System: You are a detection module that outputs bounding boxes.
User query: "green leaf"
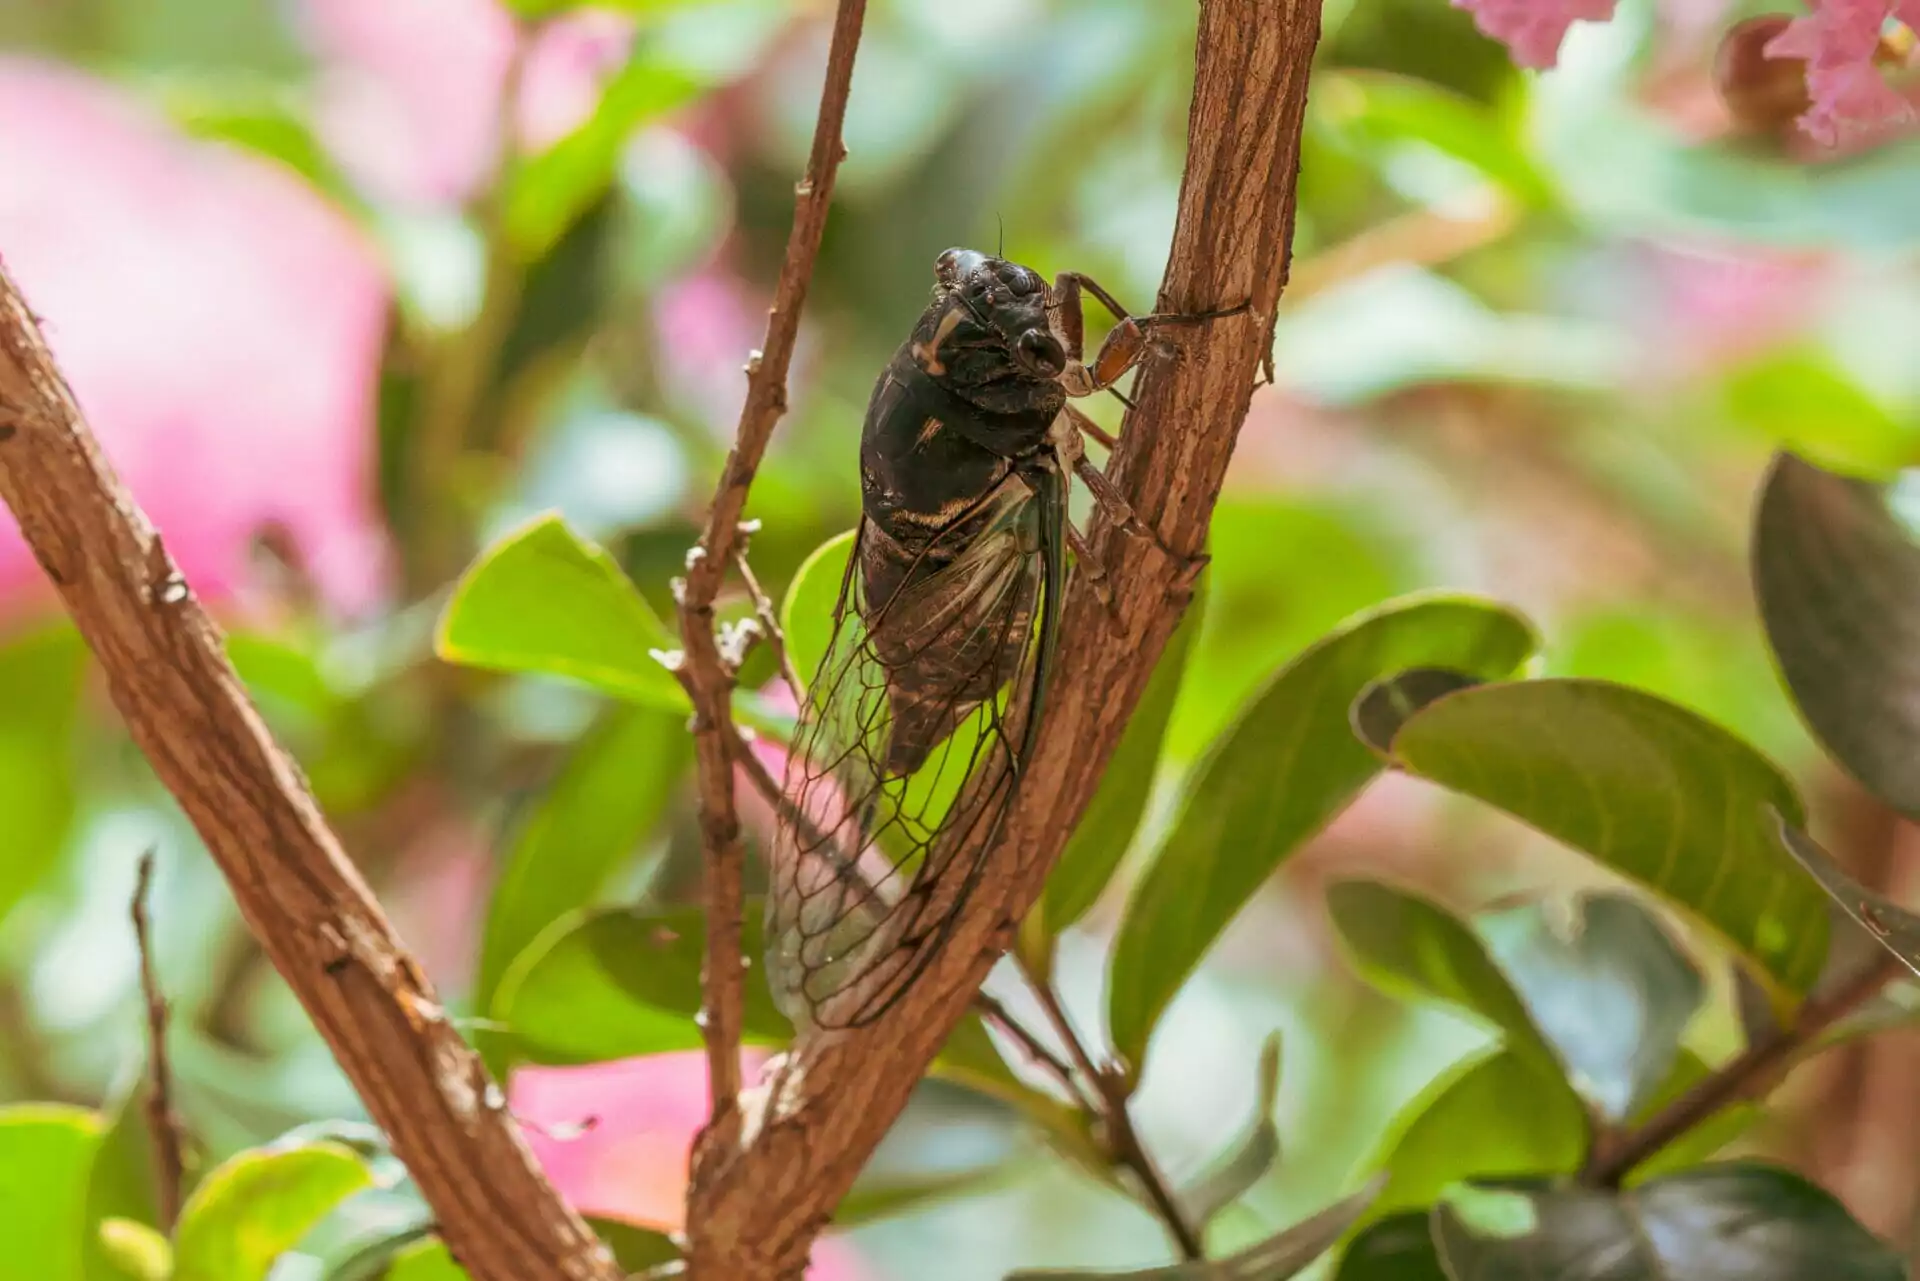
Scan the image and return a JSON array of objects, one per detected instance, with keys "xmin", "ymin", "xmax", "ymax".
[
  {"xmin": 1176, "ymin": 1031, "xmax": 1283, "ymax": 1230},
  {"xmin": 1041, "ymin": 572, "xmax": 1207, "ymax": 936},
  {"xmin": 158, "ymin": 77, "xmax": 359, "ymax": 211},
  {"xmin": 96, "ymin": 1222, "xmax": 170, "ymax": 1281},
  {"xmin": 0, "ymin": 1103, "xmax": 105, "ymax": 1281},
  {"xmin": 379, "ymin": 1239, "xmax": 468, "ymax": 1281},
  {"xmin": 495, "ymin": 905, "xmax": 786, "ymax": 1064},
  {"xmin": 83, "ymin": 1074, "xmax": 167, "ymax": 1281},
  {"xmin": 1721, "ymin": 356, "xmax": 1915, "ymax": 480},
  {"xmin": 476, "ymin": 704, "xmax": 691, "ymax": 1012},
  {"xmin": 0, "ymin": 624, "xmax": 85, "ymax": 932},
  {"xmin": 435, "ymin": 513, "xmax": 687, "ymax": 711},
  {"xmin": 1107, "ymin": 595, "xmax": 1537, "ymax": 1070},
  {"xmin": 1774, "ymin": 818, "xmax": 1920, "ymax": 981},
  {"xmin": 1327, "ymin": 880, "xmax": 1559, "ymax": 1080},
  {"xmin": 1625, "ymin": 1049, "xmax": 1760, "ymax": 1183},
  {"xmin": 377, "ymin": 1219, "xmax": 677, "ymax": 1279},
  {"xmin": 1005, "ymin": 1178, "xmax": 1384, "ymax": 1280},
  {"xmin": 1349, "ymin": 667, "xmax": 1484, "ymax": 753},
  {"xmin": 780, "ymin": 528, "xmax": 857, "ymax": 692},
  {"xmin": 1357, "ymin": 1047, "xmax": 1587, "ymax": 1227},
  {"xmin": 1367, "ymin": 678, "xmax": 1828, "ymax": 1006},
  {"xmin": 172, "ymin": 1141, "xmax": 373, "ymax": 1281},
  {"xmin": 1753, "ymin": 451, "xmax": 1920, "ymax": 818},
  {"xmin": 1332, "ymin": 1212, "xmax": 1449, "ymax": 1281},
  {"xmin": 504, "ymin": 47, "xmax": 706, "ymax": 260},
  {"xmin": 1317, "ymin": 71, "xmax": 1556, "ymax": 208},
  {"xmin": 1476, "ymin": 892, "xmax": 1705, "ymax": 1122},
  {"xmin": 1433, "ymin": 1164, "xmax": 1904, "ymax": 1281}
]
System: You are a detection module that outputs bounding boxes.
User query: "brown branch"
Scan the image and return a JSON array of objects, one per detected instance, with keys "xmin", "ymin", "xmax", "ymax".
[
  {"xmin": 675, "ymin": 0, "xmax": 866, "ymax": 1140},
  {"xmin": 683, "ymin": 2, "xmax": 1321, "ymax": 1274},
  {"xmin": 1584, "ymin": 951, "xmax": 1905, "ymax": 1187},
  {"xmin": 131, "ymin": 848, "xmax": 185, "ymax": 1232},
  {"xmin": 0, "ymin": 270, "xmax": 617, "ymax": 1281}
]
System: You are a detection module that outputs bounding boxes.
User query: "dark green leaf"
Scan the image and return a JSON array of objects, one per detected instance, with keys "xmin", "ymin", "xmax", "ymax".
[
  {"xmin": 1752, "ymin": 451, "xmax": 1920, "ymax": 818},
  {"xmin": 1041, "ymin": 572, "xmax": 1207, "ymax": 936},
  {"xmin": 1350, "ymin": 667, "xmax": 1484, "ymax": 754},
  {"xmin": 1176, "ymin": 1031, "xmax": 1283, "ymax": 1230},
  {"xmin": 476, "ymin": 704, "xmax": 691, "ymax": 1011},
  {"xmin": 0, "ymin": 624, "xmax": 84, "ymax": 933},
  {"xmin": 1107, "ymin": 596, "xmax": 1537, "ymax": 1070},
  {"xmin": 1357, "ymin": 1048, "xmax": 1588, "ymax": 1227},
  {"xmin": 1328, "ymin": 880, "xmax": 1559, "ymax": 1080},
  {"xmin": 494, "ymin": 905, "xmax": 784, "ymax": 1064},
  {"xmin": 172, "ymin": 1141, "xmax": 372, "ymax": 1281},
  {"xmin": 0, "ymin": 1104, "xmax": 104, "ymax": 1281},
  {"xmin": 504, "ymin": 47, "xmax": 706, "ymax": 260},
  {"xmin": 435, "ymin": 514, "xmax": 687, "ymax": 711},
  {"xmin": 1433, "ymin": 1164, "xmax": 1904, "ymax": 1281},
  {"xmin": 1774, "ymin": 817, "xmax": 1920, "ymax": 980},
  {"xmin": 1476, "ymin": 892, "xmax": 1705, "ymax": 1121},
  {"xmin": 1371, "ymin": 679, "xmax": 1828, "ymax": 1006},
  {"xmin": 1005, "ymin": 1178, "xmax": 1384, "ymax": 1280},
  {"xmin": 585, "ymin": 1218, "xmax": 680, "ymax": 1271},
  {"xmin": 1333, "ymin": 1212, "xmax": 1449, "ymax": 1281}
]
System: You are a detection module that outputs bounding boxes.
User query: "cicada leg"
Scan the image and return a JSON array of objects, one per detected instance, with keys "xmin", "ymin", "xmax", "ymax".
[{"xmin": 1049, "ymin": 270, "xmax": 1249, "ymax": 400}]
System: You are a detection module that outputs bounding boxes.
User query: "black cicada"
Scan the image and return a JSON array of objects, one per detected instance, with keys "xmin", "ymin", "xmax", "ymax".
[{"xmin": 767, "ymin": 247, "xmax": 1235, "ymax": 1032}]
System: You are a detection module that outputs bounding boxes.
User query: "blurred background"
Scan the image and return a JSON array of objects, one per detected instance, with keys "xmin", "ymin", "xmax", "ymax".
[{"xmin": 1, "ymin": 0, "xmax": 1919, "ymax": 1276}]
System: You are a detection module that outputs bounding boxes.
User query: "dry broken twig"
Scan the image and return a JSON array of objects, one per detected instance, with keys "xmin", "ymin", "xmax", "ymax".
[
  {"xmin": 131, "ymin": 848, "xmax": 186, "ymax": 1233},
  {"xmin": 0, "ymin": 267, "xmax": 619, "ymax": 1281},
  {"xmin": 680, "ymin": 1, "xmax": 1324, "ymax": 1274},
  {"xmin": 670, "ymin": 0, "xmax": 867, "ymax": 1141}
]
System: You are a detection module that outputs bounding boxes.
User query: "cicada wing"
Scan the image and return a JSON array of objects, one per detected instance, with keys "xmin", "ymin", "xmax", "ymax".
[{"xmin": 767, "ymin": 468, "xmax": 1066, "ymax": 1032}]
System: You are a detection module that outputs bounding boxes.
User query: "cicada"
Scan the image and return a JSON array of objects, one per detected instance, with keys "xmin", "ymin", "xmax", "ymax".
[{"xmin": 767, "ymin": 247, "xmax": 1235, "ymax": 1031}]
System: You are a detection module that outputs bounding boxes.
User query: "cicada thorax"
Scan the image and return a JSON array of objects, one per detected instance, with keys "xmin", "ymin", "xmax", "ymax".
[{"xmin": 856, "ymin": 291, "xmax": 1068, "ymax": 780}]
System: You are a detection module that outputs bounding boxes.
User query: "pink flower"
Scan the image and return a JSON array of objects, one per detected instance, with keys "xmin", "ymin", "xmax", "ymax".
[
  {"xmin": 300, "ymin": 0, "xmax": 634, "ymax": 208},
  {"xmin": 1764, "ymin": 0, "xmax": 1920, "ymax": 145},
  {"xmin": 0, "ymin": 60, "xmax": 390, "ymax": 620},
  {"xmin": 1452, "ymin": 0, "xmax": 1620, "ymax": 68},
  {"xmin": 509, "ymin": 1052, "xmax": 872, "ymax": 1278}
]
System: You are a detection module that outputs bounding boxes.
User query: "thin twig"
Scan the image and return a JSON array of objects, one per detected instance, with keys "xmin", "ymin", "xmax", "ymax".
[
  {"xmin": 130, "ymin": 849, "xmax": 185, "ymax": 1232},
  {"xmin": 0, "ymin": 264, "xmax": 619, "ymax": 1281},
  {"xmin": 1021, "ymin": 960, "xmax": 1203, "ymax": 1259},
  {"xmin": 676, "ymin": 0, "xmax": 867, "ymax": 1135},
  {"xmin": 731, "ymin": 528, "xmax": 803, "ymax": 706},
  {"xmin": 1584, "ymin": 952, "xmax": 1904, "ymax": 1187}
]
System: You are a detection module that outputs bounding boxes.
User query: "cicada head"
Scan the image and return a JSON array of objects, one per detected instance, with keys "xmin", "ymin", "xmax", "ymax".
[{"xmin": 920, "ymin": 247, "xmax": 1067, "ymax": 392}]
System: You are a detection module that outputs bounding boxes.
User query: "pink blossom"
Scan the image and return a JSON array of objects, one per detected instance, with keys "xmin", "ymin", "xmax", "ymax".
[
  {"xmin": 1764, "ymin": 0, "xmax": 1920, "ymax": 145},
  {"xmin": 509, "ymin": 1052, "xmax": 872, "ymax": 1278},
  {"xmin": 0, "ymin": 60, "xmax": 390, "ymax": 619},
  {"xmin": 653, "ymin": 268, "xmax": 766, "ymax": 434},
  {"xmin": 1452, "ymin": 0, "xmax": 1620, "ymax": 68},
  {"xmin": 300, "ymin": 0, "xmax": 634, "ymax": 208}
]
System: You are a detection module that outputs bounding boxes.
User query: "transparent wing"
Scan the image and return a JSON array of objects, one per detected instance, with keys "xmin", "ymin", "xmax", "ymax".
[{"xmin": 766, "ymin": 469, "xmax": 1064, "ymax": 1032}]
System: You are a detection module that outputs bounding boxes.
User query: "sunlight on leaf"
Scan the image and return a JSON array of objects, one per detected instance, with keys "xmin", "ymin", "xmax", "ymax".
[
  {"xmin": 172, "ymin": 1140, "xmax": 372, "ymax": 1281},
  {"xmin": 0, "ymin": 1104, "xmax": 102, "ymax": 1281}
]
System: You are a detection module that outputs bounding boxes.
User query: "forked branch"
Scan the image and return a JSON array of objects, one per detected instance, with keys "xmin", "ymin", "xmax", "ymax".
[{"xmin": 681, "ymin": 2, "xmax": 1323, "ymax": 1275}]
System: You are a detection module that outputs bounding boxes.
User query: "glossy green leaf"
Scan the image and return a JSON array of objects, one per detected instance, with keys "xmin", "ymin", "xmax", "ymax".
[
  {"xmin": 1107, "ymin": 595, "xmax": 1537, "ymax": 1070},
  {"xmin": 95, "ymin": 1222, "xmax": 170, "ymax": 1281},
  {"xmin": 476, "ymin": 704, "xmax": 691, "ymax": 1011},
  {"xmin": 495, "ymin": 905, "xmax": 785, "ymax": 1064},
  {"xmin": 1369, "ymin": 678, "xmax": 1828, "ymax": 1005},
  {"xmin": 1433, "ymin": 1164, "xmax": 1904, "ymax": 1281},
  {"xmin": 1774, "ymin": 818, "xmax": 1920, "ymax": 981},
  {"xmin": 1041, "ymin": 572, "xmax": 1207, "ymax": 936},
  {"xmin": 1006, "ymin": 1178, "xmax": 1384, "ymax": 1280},
  {"xmin": 505, "ymin": 47, "xmax": 705, "ymax": 260},
  {"xmin": 781, "ymin": 528, "xmax": 857, "ymax": 692},
  {"xmin": 1753, "ymin": 451, "xmax": 1920, "ymax": 818},
  {"xmin": 1477, "ymin": 892, "xmax": 1705, "ymax": 1122},
  {"xmin": 0, "ymin": 625, "xmax": 85, "ymax": 933},
  {"xmin": 1355, "ymin": 1047, "xmax": 1587, "ymax": 1227},
  {"xmin": 435, "ymin": 513, "xmax": 687, "ymax": 711},
  {"xmin": 1333, "ymin": 1212, "xmax": 1449, "ymax": 1281},
  {"xmin": 172, "ymin": 1141, "xmax": 373, "ymax": 1281},
  {"xmin": 1176, "ymin": 1030, "xmax": 1282, "ymax": 1230},
  {"xmin": 0, "ymin": 1104, "xmax": 104, "ymax": 1281},
  {"xmin": 1328, "ymin": 880, "xmax": 1558, "ymax": 1079}
]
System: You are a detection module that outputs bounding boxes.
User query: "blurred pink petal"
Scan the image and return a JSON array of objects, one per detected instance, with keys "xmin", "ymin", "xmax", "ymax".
[
  {"xmin": 1644, "ymin": 241, "xmax": 1831, "ymax": 369},
  {"xmin": 0, "ymin": 59, "xmax": 390, "ymax": 619},
  {"xmin": 510, "ymin": 1052, "xmax": 872, "ymax": 1279},
  {"xmin": 302, "ymin": 0, "xmax": 633, "ymax": 207},
  {"xmin": 653, "ymin": 268, "xmax": 765, "ymax": 433},
  {"xmin": 1764, "ymin": 0, "xmax": 1920, "ymax": 145},
  {"xmin": 1451, "ymin": 0, "xmax": 1619, "ymax": 68}
]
